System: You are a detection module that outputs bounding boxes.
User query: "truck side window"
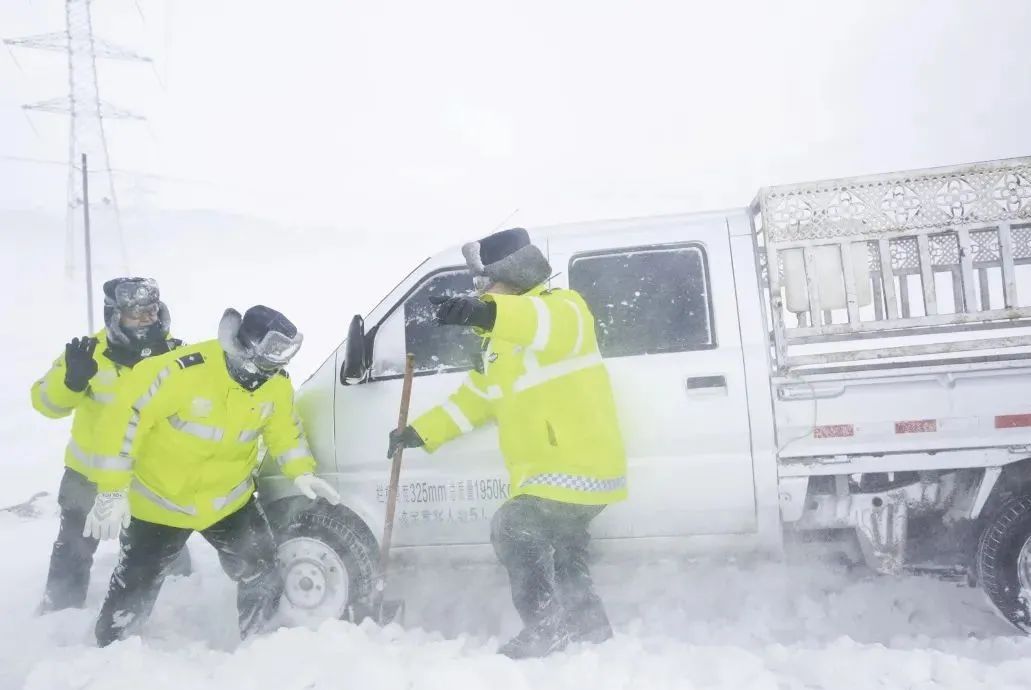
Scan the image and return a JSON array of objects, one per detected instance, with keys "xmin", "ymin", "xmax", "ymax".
[
  {"xmin": 569, "ymin": 244, "xmax": 716, "ymax": 358},
  {"xmin": 371, "ymin": 268, "xmax": 482, "ymax": 377}
]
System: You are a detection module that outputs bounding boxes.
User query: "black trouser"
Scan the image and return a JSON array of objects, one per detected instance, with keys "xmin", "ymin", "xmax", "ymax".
[
  {"xmin": 95, "ymin": 496, "xmax": 281, "ymax": 647},
  {"xmin": 490, "ymin": 495, "xmax": 608, "ymax": 634},
  {"xmin": 41, "ymin": 468, "xmax": 192, "ymax": 612}
]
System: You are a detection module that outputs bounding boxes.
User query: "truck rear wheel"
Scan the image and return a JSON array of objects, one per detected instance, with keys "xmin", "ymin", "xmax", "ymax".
[
  {"xmin": 266, "ymin": 500, "xmax": 377, "ymax": 627},
  {"xmin": 977, "ymin": 494, "xmax": 1031, "ymax": 632}
]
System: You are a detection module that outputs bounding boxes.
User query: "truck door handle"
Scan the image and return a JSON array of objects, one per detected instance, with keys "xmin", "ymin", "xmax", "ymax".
[{"xmin": 686, "ymin": 375, "xmax": 727, "ymax": 390}]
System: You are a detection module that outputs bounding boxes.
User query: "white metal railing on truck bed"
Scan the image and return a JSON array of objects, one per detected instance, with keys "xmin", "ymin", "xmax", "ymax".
[{"xmin": 752, "ymin": 156, "xmax": 1031, "ymax": 373}]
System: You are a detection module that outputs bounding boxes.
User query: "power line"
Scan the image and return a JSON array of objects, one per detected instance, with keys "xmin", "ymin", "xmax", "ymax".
[
  {"xmin": 0, "ymin": 153, "xmax": 208, "ymax": 184},
  {"xmin": 0, "ymin": 154, "xmax": 66, "ymax": 167}
]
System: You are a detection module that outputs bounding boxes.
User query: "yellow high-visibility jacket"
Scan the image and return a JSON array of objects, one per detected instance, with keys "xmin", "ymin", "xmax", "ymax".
[
  {"xmin": 91, "ymin": 339, "xmax": 315, "ymax": 530},
  {"xmin": 411, "ymin": 285, "xmax": 627, "ymax": 505},
  {"xmin": 30, "ymin": 331, "xmax": 183, "ymax": 481}
]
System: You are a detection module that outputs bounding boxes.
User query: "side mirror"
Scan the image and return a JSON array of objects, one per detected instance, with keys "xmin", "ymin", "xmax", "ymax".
[{"xmin": 340, "ymin": 315, "xmax": 369, "ymax": 385}]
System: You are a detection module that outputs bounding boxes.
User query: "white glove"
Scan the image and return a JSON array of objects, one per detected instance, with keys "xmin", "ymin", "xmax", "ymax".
[
  {"xmin": 294, "ymin": 474, "xmax": 340, "ymax": 505},
  {"xmin": 83, "ymin": 490, "xmax": 131, "ymax": 540}
]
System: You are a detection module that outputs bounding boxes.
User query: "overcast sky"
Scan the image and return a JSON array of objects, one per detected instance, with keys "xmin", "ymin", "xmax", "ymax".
[{"xmin": 2, "ymin": 0, "xmax": 1030, "ymax": 245}]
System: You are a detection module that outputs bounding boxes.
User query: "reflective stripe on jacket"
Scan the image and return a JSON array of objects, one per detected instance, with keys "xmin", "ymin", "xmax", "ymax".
[
  {"xmin": 411, "ymin": 285, "xmax": 627, "ymax": 506},
  {"xmin": 91, "ymin": 339, "xmax": 315, "ymax": 530},
  {"xmin": 30, "ymin": 331, "xmax": 181, "ymax": 481}
]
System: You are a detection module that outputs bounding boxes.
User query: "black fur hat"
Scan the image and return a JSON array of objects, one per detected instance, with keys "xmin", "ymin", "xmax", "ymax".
[
  {"xmin": 102, "ymin": 276, "xmax": 170, "ymax": 348},
  {"xmin": 461, "ymin": 227, "xmax": 551, "ymax": 292}
]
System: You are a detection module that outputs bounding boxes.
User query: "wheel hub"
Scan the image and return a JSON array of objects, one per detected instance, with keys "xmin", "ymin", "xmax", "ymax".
[
  {"xmin": 277, "ymin": 537, "xmax": 350, "ymax": 626},
  {"xmin": 1018, "ymin": 535, "xmax": 1031, "ymax": 595}
]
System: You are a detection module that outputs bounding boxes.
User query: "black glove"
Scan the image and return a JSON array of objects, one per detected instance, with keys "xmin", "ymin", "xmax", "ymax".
[
  {"xmin": 430, "ymin": 295, "xmax": 496, "ymax": 330},
  {"xmin": 387, "ymin": 425, "xmax": 424, "ymax": 459},
  {"xmin": 64, "ymin": 336, "xmax": 99, "ymax": 392}
]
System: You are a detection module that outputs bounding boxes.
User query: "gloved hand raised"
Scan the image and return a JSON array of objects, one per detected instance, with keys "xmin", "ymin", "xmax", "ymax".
[
  {"xmin": 429, "ymin": 296, "xmax": 496, "ymax": 330},
  {"xmin": 64, "ymin": 336, "xmax": 99, "ymax": 392},
  {"xmin": 387, "ymin": 425, "xmax": 424, "ymax": 459},
  {"xmin": 83, "ymin": 490, "xmax": 131, "ymax": 540},
  {"xmin": 294, "ymin": 474, "xmax": 340, "ymax": 504}
]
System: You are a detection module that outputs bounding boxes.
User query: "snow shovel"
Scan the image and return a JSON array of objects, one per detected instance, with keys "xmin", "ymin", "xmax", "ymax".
[{"xmin": 367, "ymin": 352, "xmax": 415, "ymax": 625}]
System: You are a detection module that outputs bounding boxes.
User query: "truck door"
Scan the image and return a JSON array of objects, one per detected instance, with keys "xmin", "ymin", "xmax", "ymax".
[
  {"xmin": 333, "ymin": 265, "xmax": 509, "ymax": 546},
  {"xmin": 548, "ymin": 217, "xmax": 757, "ymax": 537}
]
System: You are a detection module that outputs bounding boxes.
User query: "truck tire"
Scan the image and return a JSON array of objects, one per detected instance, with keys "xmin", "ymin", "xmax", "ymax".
[
  {"xmin": 977, "ymin": 494, "xmax": 1031, "ymax": 632},
  {"xmin": 266, "ymin": 500, "xmax": 378, "ymax": 627}
]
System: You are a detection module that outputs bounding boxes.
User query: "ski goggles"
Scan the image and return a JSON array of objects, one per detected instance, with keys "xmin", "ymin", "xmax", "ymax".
[{"xmin": 242, "ymin": 329, "xmax": 304, "ymax": 372}]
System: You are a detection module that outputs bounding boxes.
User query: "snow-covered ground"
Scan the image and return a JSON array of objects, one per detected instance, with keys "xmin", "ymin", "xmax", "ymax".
[
  {"xmin": 2, "ymin": 503, "xmax": 1029, "ymax": 690},
  {"xmin": 4, "ymin": 210, "xmax": 1031, "ymax": 689}
]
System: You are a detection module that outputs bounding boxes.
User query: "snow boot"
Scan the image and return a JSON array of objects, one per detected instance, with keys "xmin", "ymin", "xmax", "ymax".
[
  {"xmin": 498, "ymin": 616, "xmax": 571, "ymax": 659},
  {"xmin": 566, "ymin": 605, "xmax": 613, "ymax": 644},
  {"xmin": 564, "ymin": 598, "xmax": 610, "ymax": 647}
]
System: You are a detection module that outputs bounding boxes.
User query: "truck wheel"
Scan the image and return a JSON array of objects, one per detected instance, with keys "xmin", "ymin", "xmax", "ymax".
[
  {"xmin": 267, "ymin": 501, "xmax": 377, "ymax": 627},
  {"xmin": 977, "ymin": 494, "xmax": 1031, "ymax": 632}
]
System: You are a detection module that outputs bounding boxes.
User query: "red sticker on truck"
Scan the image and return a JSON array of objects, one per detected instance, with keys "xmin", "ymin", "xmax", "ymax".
[
  {"xmin": 895, "ymin": 419, "xmax": 938, "ymax": 434},
  {"xmin": 996, "ymin": 414, "xmax": 1031, "ymax": 429},
  {"xmin": 813, "ymin": 424, "xmax": 855, "ymax": 438}
]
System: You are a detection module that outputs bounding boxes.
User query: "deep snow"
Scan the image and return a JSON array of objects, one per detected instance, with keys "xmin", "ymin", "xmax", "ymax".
[
  {"xmin": 4, "ymin": 210, "xmax": 1031, "ymax": 689},
  {"xmin": 2, "ymin": 501, "xmax": 1029, "ymax": 690}
]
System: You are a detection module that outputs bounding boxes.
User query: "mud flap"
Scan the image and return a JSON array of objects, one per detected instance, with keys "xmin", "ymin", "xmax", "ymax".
[{"xmin": 853, "ymin": 499, "xmax": 908, "ymax": 574}]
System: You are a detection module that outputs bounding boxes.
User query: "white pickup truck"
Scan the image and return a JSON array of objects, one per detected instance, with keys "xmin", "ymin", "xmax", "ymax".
[{"xmin": 259, "ymin": 156, "xmax": 1031, "ymax": 631}]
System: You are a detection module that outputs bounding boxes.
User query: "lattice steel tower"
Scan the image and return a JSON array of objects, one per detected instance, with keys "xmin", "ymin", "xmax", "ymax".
[{"xmin": 5, "ymin": 0, "xmax": 150, "ymax": 273}]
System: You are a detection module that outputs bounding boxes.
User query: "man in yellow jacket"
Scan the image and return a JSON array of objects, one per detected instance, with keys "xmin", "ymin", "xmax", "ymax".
[
  {"xmin": 88, "ymin": 305, "xmax": 340, "ymax": 646},
  {"xmin": 387, "ymin": 227, "xmax": 627, "ymax": 658},
  {"xmin": 31, "ymin": 277, "xmax": 189, "ymax": 611}
]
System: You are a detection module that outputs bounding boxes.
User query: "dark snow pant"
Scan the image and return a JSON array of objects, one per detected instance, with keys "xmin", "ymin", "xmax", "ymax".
[
  {"xmin": 41, "ymin": 468, "xmax": 192, "ymax": 612},
  {"xmin": 95, "ymin": 497, "xmax": 281, "ymax": 647},
  {"xmin": 491, "ymin": 495, "xmax": 609, "ymax": 636},
  {"xmin": 41, "ymin": 468, "xmax": 100, "ymax": 611}
]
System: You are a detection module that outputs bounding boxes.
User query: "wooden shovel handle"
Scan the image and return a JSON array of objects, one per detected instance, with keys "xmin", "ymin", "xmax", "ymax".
[{"xmin": 378, "ymin": 353, "xmax": 415, "ymax": 580}]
